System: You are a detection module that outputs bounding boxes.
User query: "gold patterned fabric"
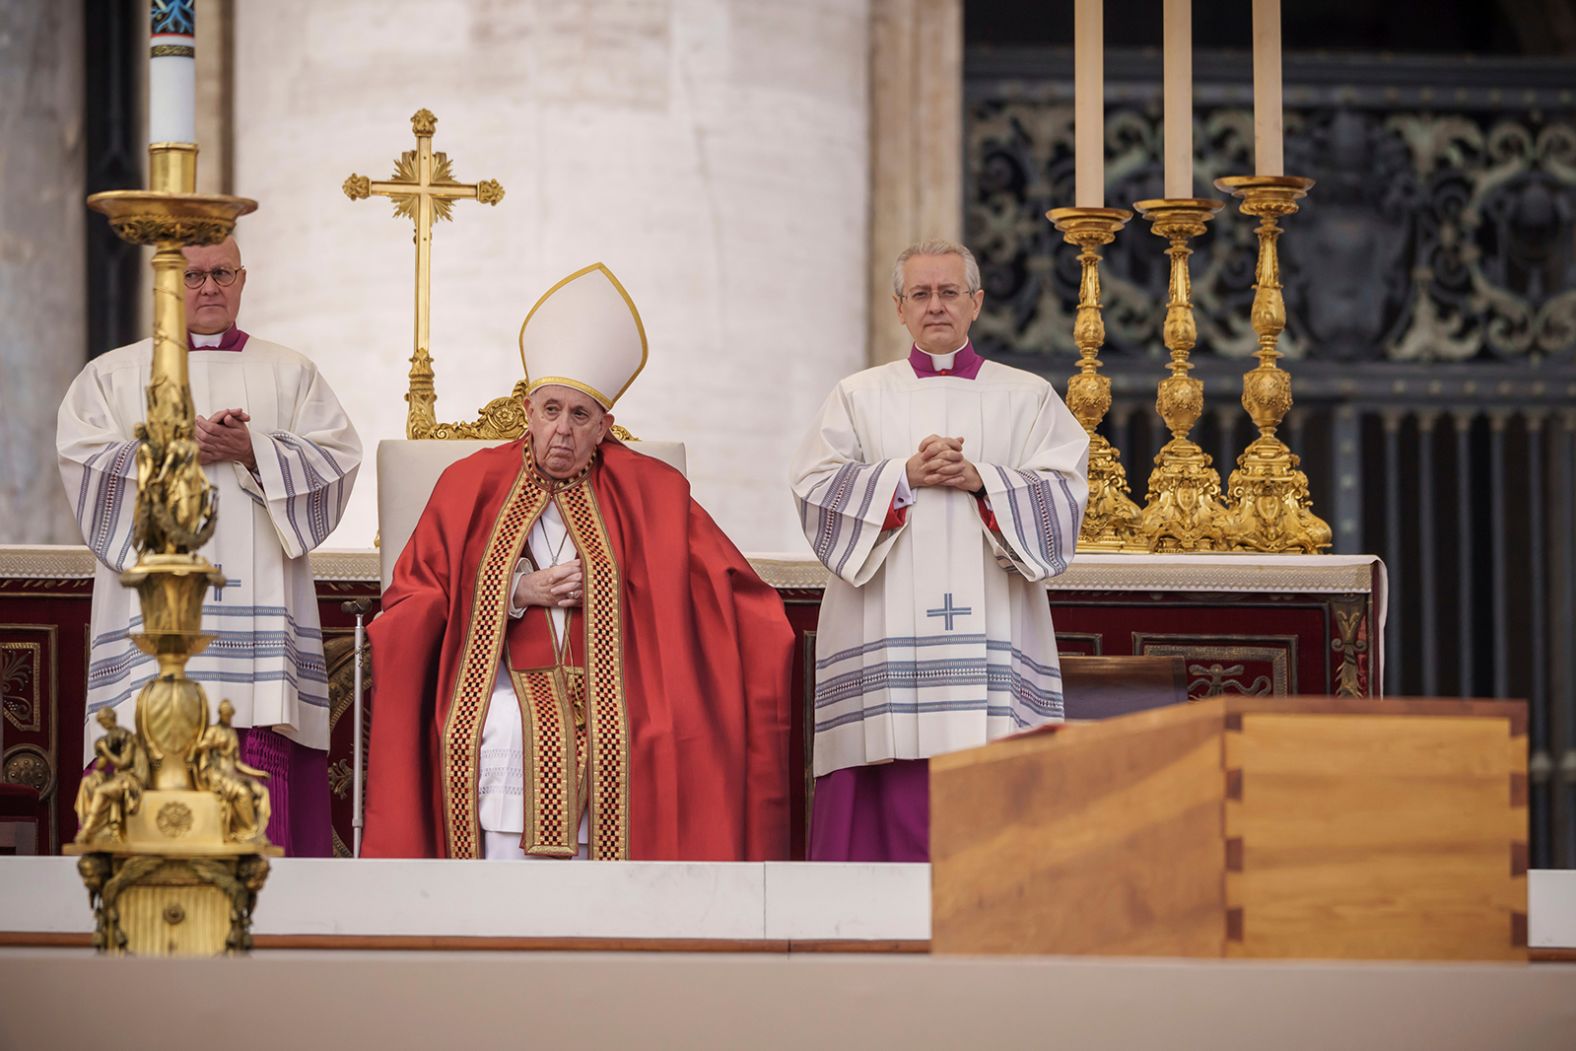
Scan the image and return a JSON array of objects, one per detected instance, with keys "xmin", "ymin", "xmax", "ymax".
[{"xmin": 437, "ymin": 460, "xmax": 630, "ymax": 860}]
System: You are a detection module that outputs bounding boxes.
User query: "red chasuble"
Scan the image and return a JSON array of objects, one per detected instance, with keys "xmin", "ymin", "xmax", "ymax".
[{"xmin": 362, "ymin": 438, "xmax": 792, "ymax": 860}]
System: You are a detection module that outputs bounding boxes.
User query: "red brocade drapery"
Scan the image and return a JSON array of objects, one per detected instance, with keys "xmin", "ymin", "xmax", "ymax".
[{"xmin": 361, "ymin": 439, "xmax": 793, "ymax": 861}]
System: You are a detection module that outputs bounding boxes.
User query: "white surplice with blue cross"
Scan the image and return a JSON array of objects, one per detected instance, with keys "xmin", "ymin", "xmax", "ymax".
[{"xmin": 790, "ymin": 353, "xmax": 1089, "ymax": 778}]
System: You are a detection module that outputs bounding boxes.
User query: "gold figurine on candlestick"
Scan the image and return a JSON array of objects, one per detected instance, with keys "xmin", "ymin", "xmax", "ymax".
[
  {"xmin": 1213, "ymin": 175, "xmax": 1332, "ymax": 553},
  {"xmin": 66, "ymin": 0, "xmax": 276, "ymax": 957},
  {"xmin": 1133, "ymin": 197, "xmax": 1227, "ymax": 552},
  {"xmin": 1048, "ymin": 206, "xmax": 1144, "ymax": 551}
]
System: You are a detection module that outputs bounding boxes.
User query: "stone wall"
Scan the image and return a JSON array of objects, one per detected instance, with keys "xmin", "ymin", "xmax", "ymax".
[
  {"xmin": 0, "ymin": 3, "xmax": 84, "ymax": 544},
  {"xmin": 231, "ymin": 0, "xmax": 872, "ymax": 553}
]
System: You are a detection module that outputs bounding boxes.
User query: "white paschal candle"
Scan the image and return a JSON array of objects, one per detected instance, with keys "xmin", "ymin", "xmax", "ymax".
[
  {"xmin": 149, "ymin": 0, "xmax": 196, "ymax": 145},
  {"xmin": 1074, "ymin": 0, "xmax": 1103, "ymax": 208},
  {"xmin": 1163, "ymin": 0, "xmax": 1192, "ymax": 198},
  {"xmin": 1252, "ymin": 0, "xmax": 1283, "ymax": 176}
]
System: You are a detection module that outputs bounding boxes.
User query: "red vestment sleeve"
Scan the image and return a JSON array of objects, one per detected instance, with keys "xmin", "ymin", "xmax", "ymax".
[
  {"xmin": 686, "ymin": 501, "xmax": 792, "ymax": 860},
  {"xmin": 882, "ymin": 493, "xmax": 908, "ymax": 531},
  {"xmin": 975, "ymin": 492, "xmax": 999, "ymax": 532},
  {"xmin": 598, "ymin": 445, "xmax": 793, "ymax": 860},
  {"xmin": 361, "ymin": 471, "xmax": 461, "ymax": 859}
]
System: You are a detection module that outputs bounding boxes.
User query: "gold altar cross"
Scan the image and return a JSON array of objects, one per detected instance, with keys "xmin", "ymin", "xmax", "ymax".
[{"xmin": 343, "ymin": 108, "xmax": 504, "ymax": 438}]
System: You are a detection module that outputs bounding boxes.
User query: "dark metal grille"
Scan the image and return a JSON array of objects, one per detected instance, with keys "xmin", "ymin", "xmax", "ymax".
[{"xmin": 966, "ymin": 47, "xmax": 1576, "ymax": 868}]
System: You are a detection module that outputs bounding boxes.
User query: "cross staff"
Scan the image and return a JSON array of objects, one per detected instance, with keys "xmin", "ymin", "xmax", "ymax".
[{"xmin": 344, "ymin": 108, "xmax": 504, "ymax": 438}]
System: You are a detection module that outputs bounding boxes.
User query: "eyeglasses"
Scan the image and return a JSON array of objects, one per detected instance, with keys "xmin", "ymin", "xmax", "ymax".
[
  {"xmin": 183, "ymin": 266, "xmax": 244, "ymax": 289},
  {"xmin": 901, "ymin": 286, "xmax": 974, "ymax": 306}
]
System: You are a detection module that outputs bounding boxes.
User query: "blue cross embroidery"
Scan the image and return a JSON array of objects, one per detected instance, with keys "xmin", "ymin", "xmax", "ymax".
[
  {"xmin": 926, "ymin": 592, "xmax": 973, "ymax": 631},
  {"xmin": 213, "ymin": 564, "xmax": 240, "ymax": 601}
]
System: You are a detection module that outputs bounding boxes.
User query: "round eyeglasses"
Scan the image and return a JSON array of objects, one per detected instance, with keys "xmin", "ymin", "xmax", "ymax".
[{"xmin": 183, "ymin": 266, "xmax": 244, "ymax": 289}]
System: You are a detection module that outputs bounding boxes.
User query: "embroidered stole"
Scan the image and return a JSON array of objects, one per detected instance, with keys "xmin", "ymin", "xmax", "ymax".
[{"xmin": 438, "ymin": 449, "xmax": 630, "ymax": 859}]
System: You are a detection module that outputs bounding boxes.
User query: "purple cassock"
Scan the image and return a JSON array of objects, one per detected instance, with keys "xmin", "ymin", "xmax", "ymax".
[
  {"xmin": 807, "ymin": 342, "xmax": 983, "ymax": 864},
  {"xmin": 236, "ymin": 726, "xmax": 332, "ymax": 857}
]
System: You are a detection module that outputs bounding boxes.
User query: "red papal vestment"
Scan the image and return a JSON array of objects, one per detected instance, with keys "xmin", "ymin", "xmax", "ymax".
[{"xmin": 362, "ymin": 438, "xmax": 792, "ymax": 860}]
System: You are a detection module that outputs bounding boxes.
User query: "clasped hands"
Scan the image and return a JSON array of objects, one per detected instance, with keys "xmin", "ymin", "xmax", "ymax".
[
  {"xmin": 514, "ymin": 558, "xmax": 584, "ymax": 609},
  {"xmin": 905, "ymin": 434, "xmax": 982, "ymax": 494},
  {"xmin": 195, "ymin": 407, "xmax": 257, "ymax": 471}
]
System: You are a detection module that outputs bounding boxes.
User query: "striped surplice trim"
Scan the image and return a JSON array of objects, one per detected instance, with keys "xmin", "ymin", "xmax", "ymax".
[
  {"xmin": 85, "ymin": 600, "xmax": 335, "ymax": 716},
  {"xmin": 814, "ymin": 660, "xmax": 1055, "ymax": 711},
  {"xmin": 815, "ymin": 636, "xmax": 1062, "ymax": 679},
  {"xmin": 87, "ymin": 668, "xmax": 333, "ymax": 715},
  {"xmin": 799, "ymin": 460, "xmax": 893, "ymax": 577},
  {"xmin": 816, "ymin": 702, "xmax": 1026, "ymax": 734},
  {"xmin": 92, "ymin": 605, "xmax": 323, "ymax": 647},
  {"xmin": 269, "ymin": 432, "xmax": 351, "ymax": 550},
  {"xmin": 989, "ymin": 465, "xmax": 1080, "ymax": 577},
  {"xmin": 88, "ymin": 630, "xmax": 329, "ymax": 688},
  {"xmin": 811, "ymin": 638, "xmax": 1065, "ymax": 728},
  {"xmin": 76, "ymin": 440, "xmax": 139, "ymax": 568},
  {"xmin": 816, "ymin": 633, "xmax": 990, "ymax": 670}
]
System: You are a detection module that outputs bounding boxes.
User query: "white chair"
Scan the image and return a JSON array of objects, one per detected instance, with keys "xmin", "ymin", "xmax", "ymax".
[{"xmin": 376, "ymin": 438, "xmax": 687, "ymax": 591}]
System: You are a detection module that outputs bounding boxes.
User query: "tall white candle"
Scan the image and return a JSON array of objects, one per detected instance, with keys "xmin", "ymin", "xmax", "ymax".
[
  {"xmin": 149, "ymin": 0, "xmax": 197, "ymax": 144},
  {"xmin": 1074, "ymin": 0, "xmax": 1103, "ymax": 208},
  {"xmin": 1252, "ymin": 0, "xmax": 1283, "ymax": 176},
  {"xmin": 1163, "ymin": 0, "xmax": 1192, "ymax": 198}
]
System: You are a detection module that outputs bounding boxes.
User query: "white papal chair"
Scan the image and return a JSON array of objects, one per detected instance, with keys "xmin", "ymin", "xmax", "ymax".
[{"xmin": 375, "ymin": 437, "xmax": 688, "ymax": 591}]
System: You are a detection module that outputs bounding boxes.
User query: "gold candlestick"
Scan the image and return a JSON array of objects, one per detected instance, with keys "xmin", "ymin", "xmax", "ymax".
[
  {"xmin": 1213, "ymin": 175, "xmax": 1331, "ymax": 553},
  {"xmin": 69, "ymin": 145, "xmax": 277, "ymax": 957},
  {"xmin": 1134, "ymin": 198, "xmax": 1227, "ymax": 552},
  {"xmin": 1047, "ymin": 206, "xmax": 1143, "ymax": 551}
]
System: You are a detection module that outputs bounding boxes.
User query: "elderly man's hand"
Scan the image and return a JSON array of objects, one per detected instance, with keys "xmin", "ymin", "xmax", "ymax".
[
  {"xmin": 514, "ymin": 559, "xmax": 583, "ymax": 609},
  {"xmin": 195, "ymin": 408, "xmax": 257, "ymax": 470},
  {"xmin": 905, "ymin": 435, "xmax": 982, "ymax": 492}
]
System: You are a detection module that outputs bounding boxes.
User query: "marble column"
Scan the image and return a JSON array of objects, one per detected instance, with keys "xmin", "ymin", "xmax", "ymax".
[
  {"xmin": 231, "ymin": 0, "xmax": 871, "ymax": 553},
  {"xmin": 867, "ymin": 0, "xmax": 963, "ymax": 365},
  {"xmin": 0, "ymin": 2, "xmax": 85, "ymax": 544},
  {"xmin": 194, "ymin": 0, "xmax": 233, "ymax": 195}
]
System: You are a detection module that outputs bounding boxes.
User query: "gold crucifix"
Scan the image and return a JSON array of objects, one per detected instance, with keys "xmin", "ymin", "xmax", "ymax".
[{"xmin": 344, "ymin": 108, "xmax": 504, "ymax": 438}]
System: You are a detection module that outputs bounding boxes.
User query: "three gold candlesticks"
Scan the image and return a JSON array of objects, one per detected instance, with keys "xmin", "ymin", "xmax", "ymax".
[{"xmin": 1051, "ymin": 174, "xmax": 1332, "ymax": 555}]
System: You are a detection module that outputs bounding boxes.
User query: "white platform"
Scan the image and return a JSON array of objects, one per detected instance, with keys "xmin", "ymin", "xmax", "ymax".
[
  {"xmin": 1531, "ymin": 869, "xmax": 1576, "ymax": 949},
  {"xmin": 0, "ymin": 857, "xmax": 930, "ymax": 943},
  {"xmin": 3, "ymin": 859, "xmax": 1573, "ymax": 949}
]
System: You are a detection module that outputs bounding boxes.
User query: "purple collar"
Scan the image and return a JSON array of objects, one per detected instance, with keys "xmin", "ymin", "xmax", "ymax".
[
  {"xmin": 188, "ymin": 326, "xmax": 249, "ymax": 352},
  {"xmin": 908, "ymin": 341, "xmax": 982, "ymax": 380}
]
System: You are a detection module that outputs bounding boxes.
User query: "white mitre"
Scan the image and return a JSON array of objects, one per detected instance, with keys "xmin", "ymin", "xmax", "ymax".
[{"xmin": 517, "ymin": 262, "xmax": 648, "ymax": 409}]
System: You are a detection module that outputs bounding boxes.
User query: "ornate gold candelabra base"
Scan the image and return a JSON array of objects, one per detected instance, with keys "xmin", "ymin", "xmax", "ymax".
[
  {"xmin": 1213, "ymin": 175, "xmax": 1332, "ymax": 553},
  {"xmin": 1047, "ymin": 206, "xmax": 1143, "ymax": 552},
  {"xmin": 68, "ymin": 144, "xmax": 276, "ymax": 957},
  {"xmin": 1134, "ymin": 198, "xmax": 1227, "ymax": 552},
  {"xmin": 71, "ymin": 805, "xmax": 274, "ymax": 956}
]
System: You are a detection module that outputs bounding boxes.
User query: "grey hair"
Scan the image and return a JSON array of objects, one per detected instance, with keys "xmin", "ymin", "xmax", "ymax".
[{"xmin": 891, "ymin": 239, "xmax": 981, "ymax": 297}]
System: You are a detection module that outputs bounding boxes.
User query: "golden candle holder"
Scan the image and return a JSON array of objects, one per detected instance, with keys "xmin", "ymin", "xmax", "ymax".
[
  {"xmin": 1047, "ymin": 206, "xmax": 1144, "ymax": 551},
  {"xmin": 66, "ymin": 143, "xmax": 279, "ymax": 957},
  {"xmin": 1133, "ymin": 197, "xmax": 1227, "ymax": 552},
  {"xmin": 1212, "ymin": 175, "xmax": 1332, "ymax": 553}
]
